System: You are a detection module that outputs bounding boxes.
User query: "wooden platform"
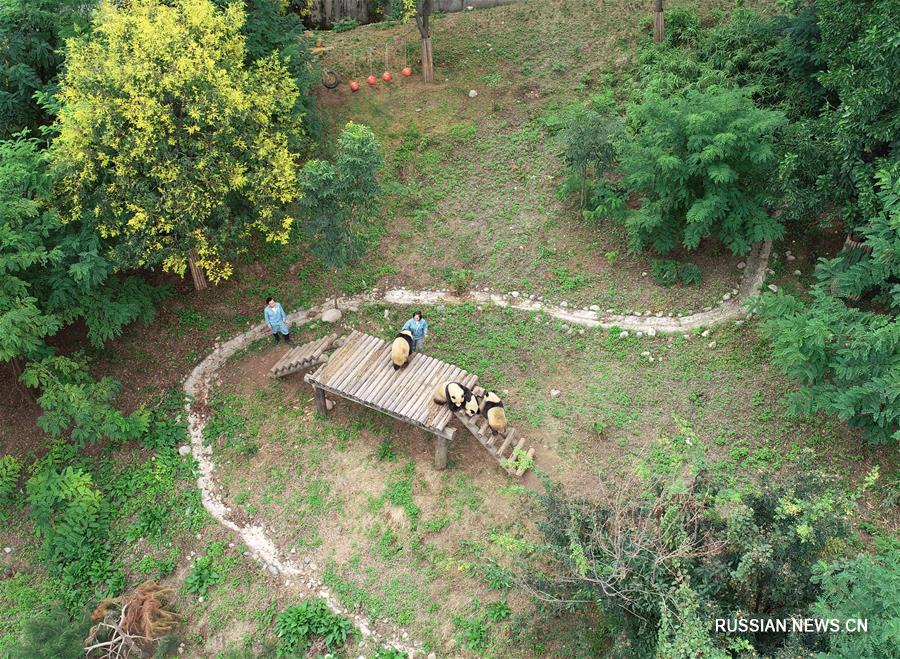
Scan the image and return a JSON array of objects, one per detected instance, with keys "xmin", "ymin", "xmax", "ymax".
[
  {"xmin": 304, "ymin": 330, "xmax": 477, "ymax": 468},
  {"xmin": 270, "ymin": 333, "xmax": 340, "ymax": 378}
]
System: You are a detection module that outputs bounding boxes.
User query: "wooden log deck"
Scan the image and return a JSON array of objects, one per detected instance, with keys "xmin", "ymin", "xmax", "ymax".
[{"xmin": 304, "ymin": 330, "xmax": 477, "ymax": 469}]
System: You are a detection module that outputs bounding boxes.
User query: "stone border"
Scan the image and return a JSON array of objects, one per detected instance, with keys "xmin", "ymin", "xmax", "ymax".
[{"xmin": 182, "ymin": 240, "xmax": 771, "ymax": 656}]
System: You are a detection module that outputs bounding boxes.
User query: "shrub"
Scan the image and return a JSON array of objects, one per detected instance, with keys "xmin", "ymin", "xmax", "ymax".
[
  {"xmin": 812, "ymin": 536, "xmax": 900, "ymax": 658},
  {"xmin": 332, "ymin": 17, "xmax": 359, "ymax": 32},
  {"xmin": 444, "ymin": 268, "xmax": 474, "ymax": 295},
  {"xmin": 618, "ymin": 87, "xmax": 787, "ymax": 256},
  {"xmin": 650, "ymin": 260, "xmax": 703, "ymax": 287},
  {"xmin": 756, "ymin": 288, "xmax": 900, "ymax": 445},
  {"xmin": 7, "ymin": 608, "xmax": 88, "ymax": 659},
  {"xmin": 663, "ymin": 5, "xmax": 701, "ymax": 48},
  {"xmin": 0, "ymin": 455, "xmax": 22, "ymax": 514},
  {"xmin": 273, "ymin": 599, "xmax": 353, "ymax": 656},
  {"xmin": 184, "ymin": 555, "xmax": 222, "ymax": 597}
]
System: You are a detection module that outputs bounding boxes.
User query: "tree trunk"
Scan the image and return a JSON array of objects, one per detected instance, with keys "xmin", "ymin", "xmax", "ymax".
[
  {"xmin": 188, "ymin": 249, "xmax": 208, "ymax": 291},
  {"xmin": 421, "ymin": 37, "xmax": 434, "ymax": 83},
  {"xmin": 653, "ymin": 0, "xmax": 665, "ymax": 44}
]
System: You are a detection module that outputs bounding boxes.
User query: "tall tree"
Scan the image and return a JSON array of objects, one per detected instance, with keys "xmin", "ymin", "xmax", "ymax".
[
  {"xmin": 0, "ymin": 0, "xmax": 93, "ymax": 138},
  {"xmin": 297, "ymin": 123, "xmax": 383, "ymax": 305},
  {"xmin": 50, "ymin": 0, "xmax": 304, "ymax": 289}
]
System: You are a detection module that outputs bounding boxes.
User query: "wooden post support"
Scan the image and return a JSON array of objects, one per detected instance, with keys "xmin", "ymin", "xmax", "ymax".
[
  {"xmin": 653, "ymin": 0, "xmax": 665, "ymax": 44},
  {"xmin": 313, "ymin": 386, "xmax": 328, "ymax": 416},
  {"xmin": 434, "ymin": 435, "xmax": 448, "ymax": 470}
]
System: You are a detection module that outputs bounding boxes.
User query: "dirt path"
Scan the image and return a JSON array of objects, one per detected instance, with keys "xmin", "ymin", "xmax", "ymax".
[{"xmin": 183, "ymin": 241, "xmax": 771, "ymax": 655}]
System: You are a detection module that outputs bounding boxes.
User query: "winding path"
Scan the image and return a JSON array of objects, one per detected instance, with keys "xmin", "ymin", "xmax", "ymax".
[{"xmin": 183, "ymin": 241, "xmax": 771, "ymax": 655}]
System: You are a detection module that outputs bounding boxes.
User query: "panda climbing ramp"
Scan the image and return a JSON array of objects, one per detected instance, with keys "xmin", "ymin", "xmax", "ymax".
[
  {"xmin": 478, "ymin": 391, "xmax": 508, "ymax": 435},
  {"xmin": 433, "ymin": 381, "xmax": 479, "ymax": 416},
  {"xmin": 391, "ymin": 330, "xmax": 414, "ymax": 369}
]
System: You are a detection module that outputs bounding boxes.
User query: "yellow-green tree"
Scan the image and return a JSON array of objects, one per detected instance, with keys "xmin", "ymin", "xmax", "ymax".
[{"xmin": 51, "ymin": 0, "xmax": 303, "ymax": 288}]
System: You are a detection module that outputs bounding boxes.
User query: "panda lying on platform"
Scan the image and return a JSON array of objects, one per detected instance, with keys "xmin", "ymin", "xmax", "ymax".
[
  {"xmin": 432, "ymin": 381, "xmax": 479, "ymax": 416},
  {"xmin": 391, "ymin": 330, "xmax": 414, "ymax": 370},
  {"xmin": 477, "ymin": 391, "xmax": 507, "ymax": 435}
]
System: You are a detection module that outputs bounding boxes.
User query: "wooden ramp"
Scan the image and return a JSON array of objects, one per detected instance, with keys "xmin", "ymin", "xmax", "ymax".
[
  {"xmin": 453, "ymin": 385, "xmax": 535, "ymax": 476},
  {"xmin": 304, "ymin": 331, "xmax": 477, "ymax": 469},
  {"xmin": 270, "ymin": 334, "xmax": 340, "ymax": 378}
]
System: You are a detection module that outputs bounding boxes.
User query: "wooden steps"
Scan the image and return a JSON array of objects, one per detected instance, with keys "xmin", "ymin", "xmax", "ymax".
[
  {"xmin": 270, "ymin": 333, "xmax": 340, "ymax": 378},
  {"xmin": 452, "ymin": 387, "xmax": 535, "ymax": 476}
]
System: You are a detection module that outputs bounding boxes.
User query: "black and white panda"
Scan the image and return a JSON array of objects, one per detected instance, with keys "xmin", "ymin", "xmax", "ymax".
[
  {"xmin": 432, "ymin": 381, "xmax": 478, "ymax": 416},
  {"xmin": 391, "ymin": 330, "xmax": 414, "ymax": 370},
  {"xmin": 478, "ymin": 391, "xmax": 507, "ymax": 435}
]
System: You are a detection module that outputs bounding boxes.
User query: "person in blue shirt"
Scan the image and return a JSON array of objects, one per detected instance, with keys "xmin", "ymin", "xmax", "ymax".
[
  {"xmin": 401, "ymin": 311, "xmax": 428, "ymax": 353},
  {"xmin": 264, "ymin": 296, "xmax": 294, "ymax": 346}
]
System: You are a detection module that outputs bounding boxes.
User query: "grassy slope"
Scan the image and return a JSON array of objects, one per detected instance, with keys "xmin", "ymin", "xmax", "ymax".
[{"xmin": 0, "ymin": 0, "xmax": 896, "ymax": 656}]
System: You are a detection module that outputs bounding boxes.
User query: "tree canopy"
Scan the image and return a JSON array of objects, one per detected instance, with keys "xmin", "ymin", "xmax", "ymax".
[{"xmin": 51, "ymin": 0, "xmax": 304, "ymax": 285}]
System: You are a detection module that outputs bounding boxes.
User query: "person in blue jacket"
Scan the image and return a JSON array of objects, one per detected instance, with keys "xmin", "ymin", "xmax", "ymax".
[
  {"xmin": 264, "ymin": 296, "xmax": 294, "ymax": 346},
  {"xmin": 401, "ymin": 310, "xmax": 428, "ymax": 353}
]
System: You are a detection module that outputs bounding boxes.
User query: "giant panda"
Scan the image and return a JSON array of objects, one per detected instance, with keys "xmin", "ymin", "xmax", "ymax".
[
  {"xmin": 391, "ymin": 330, "xmax": 413, "ymax": 370},
  {"xmin": 478, "ymin": 391, "xmax": 507, "ymax": 435},
  {"xmin": 432, "ymin": 381, "xmax": 478, "ymax": 416}
]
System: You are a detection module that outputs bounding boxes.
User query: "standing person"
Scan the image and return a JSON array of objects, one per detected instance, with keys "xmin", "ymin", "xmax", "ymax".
[
  {"xmin": 402, "ymin": 310, "xmax": 428, "ymax": 353},
  {"xmin": 264, "ymin": 296, "xmax": 294, "ymax": 346}
]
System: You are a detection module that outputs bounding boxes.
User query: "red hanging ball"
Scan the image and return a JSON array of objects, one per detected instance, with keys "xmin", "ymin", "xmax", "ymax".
[
  {"xmin": 349, "ymin": 81, "xmax": 360, "ymax": 91},
  {"xmin": 366, "ymin": 75, "xmax": 377, "ymax": 86},
  {"xmin": 401, "ymin": 66, "xmax": 413, "ymax": 77},
  {"xmin": 382, "ymin": 71, "xmax": 392, "ymax": 82}
]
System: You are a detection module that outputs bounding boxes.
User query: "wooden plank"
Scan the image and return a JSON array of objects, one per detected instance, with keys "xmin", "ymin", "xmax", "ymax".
[
  {"xmin": 312, "ymin": 380, "xmax": 456, "ymax": 442},
  {"xmin": 396, "ymin": 357, "xmax": 445, "ymax": 420},
  {"xmin": 377, "ymin": 351, "xmax": 432, "ymax": 413},
  {"xmin": 349, "ymin": 345, "xmax": 392, "ymax": 398},
  {"xmin": 328, "ymin": 334, "xmax": 379, "ymax": 390},
  {"xmin": 514, "ymin": 437, "xmax": 526, "ymax": 452},
  {"xmin": 313, "ymin": 331, "xmax": 362, "ymax": 383},
  {"xmin": 352, "ymin": 348, "xmax": 395, "ymax": 400},
  {"xmin": 415, "ymin": 364, "xmax": 459, "ymax": 426},
  {"xmin": 408, "ymin": 361, "xmax": 455, "ymax": 424},
  {"xmin": 516, "ymin": 447, "xmax": 535, "ymax": 476},
  {"xmin": 371, "ymin": 349, "xmax": 430, "ymax": 409},
  {"xmin": 332, "ymin": 335, "xmax": 384, "ymax": 392},
  {"xmin": 497, "ymin": 429, "xmax": 514, "ymax": 458}
]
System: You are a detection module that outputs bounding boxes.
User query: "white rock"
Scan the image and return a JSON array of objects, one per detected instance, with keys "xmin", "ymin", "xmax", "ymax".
[
  {"xmin": 636, "ymin": 331, "xmax": 643, "ymax": 338},
  {"xmin": 722, "ymin": 293, "xmax": 731, "ymax": 301},
  {"xmin": 510, "ymin": 291, "xmax": 519, "ymax": 298},
  {"xmin": 641, "ymin": 351, "xmax": 651, "ymax": 357},
  {"xmin": 3, "ymin": 547, "xmax": 11, "ymax": 554},
  {"xmin": 383, "ymin": 309, "xmax": 390, "ymax": 319},
  {"xmin": 578, "ymin": 329, "xmax": 585, "ymax": 335},
  {"xmin": 560, "ymin": 301, "xmax": 568, "ymax": 307},
  {"xmin": 468, "ymin": 89, "xmax": 478, "ymax": 98},
  {"xmin": 786, "ymin": 254, "xmax": 795, "ymax": 261},
  {"xmin": 321, "ymin": 308, "xmax": 342, "ymax": 323},
  {"xmin": 325, "ymin": 398, "xmax": 335, "ymax": 411},
  {"xmin": 641, "ymin": 271, "xmax": 648, "ymax": 277},
  {"xmin": 655, "ymin": 311, "xmax": 663, "ymax": 318},
  {"xmin": 477, "ymin": 306, "xmax": 483, "ymax": 312},
  {"xmin": 767, "ymin": 284, "xmax": 778, "ymax": 293},
  {"xmin": 178, "ymin": 445, "xmax": 191, "ymax": 456},
  {"xmin": 794, "ymin": 270, "xmax": 802, "ymax": 276},
  {"xmin": 701, "ymin": 329, "xmax": 710, "ymax": 338},
  {"xmin": 707, "ymin": 341, "xmax": 717, "ymax": 349},
  {"xmin": 589, "ymin": 304, "xmax": 600, "ymax": 312},
  {"xmin": 734, "ymin": 320, "xmax": 745, "ymax": 326},
  {"xmin": 737, "ymin": 262, "xmax": 746, "ymax": 270},
  {"xmin": 550, "ymin": 389, "xmax": 561, "ymax": 398},
  {"xmin": 732, "ymin": 288, "xmax": 738, "ymax": 295},
  {"xmin": 198, "ymin": 596, "xmax": 205, "ymax": 603},
  {"xmin": 606, "ymin": 308, "xmax": 615, "ymax": 313},
  {"xmin": 646, "ymin": 327, "xmax": 657, "ymax": 337},
  {"xmin": 428, "ymin": 654, "xmax": 437, "ymax": 659},
  {"xmin": 619, "ymin": 331, "xmax": 629, "ymax": 339}
]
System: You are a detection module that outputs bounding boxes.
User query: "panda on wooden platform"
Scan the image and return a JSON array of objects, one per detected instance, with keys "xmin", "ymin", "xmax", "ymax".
[
  {"xmin": 391, "ymin": 330, "xmax": 414, "ymax": 370},
  {"xmin": 432, "ymin": 381, "xmax": 479, "ymax": 416},
  {"xmin": 478, "ymin": 391, "xmax": 507, "ymax": 435}
]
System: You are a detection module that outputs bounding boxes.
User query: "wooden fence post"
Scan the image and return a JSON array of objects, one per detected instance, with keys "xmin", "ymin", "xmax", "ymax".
[
  {"xmin": 313, "ymin": 386, "xmax": 328, "ymax": 416},
  {"xmin": 653, "ymin": 0, "xmax": 665, "ymax": 44},
  {"xmin": 434, "ymin": 435, "xmax": 448, "ymax": 470}
]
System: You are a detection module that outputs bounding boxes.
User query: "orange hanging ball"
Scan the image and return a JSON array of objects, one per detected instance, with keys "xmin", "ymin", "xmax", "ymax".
[
  {"xmin": 349, "ymin": 81, "xmax": 360, "ymax": 91},
  {"xmin": 367, "ymin": 75, "xmax": 377, "ymax": 86},
  {"xmin": 382, "ymin": 71, "xmax": 392, "ymax": 82},
  {"xmin": 401, "ymin": 66, "xmax": 413, "ymax": 77}
]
